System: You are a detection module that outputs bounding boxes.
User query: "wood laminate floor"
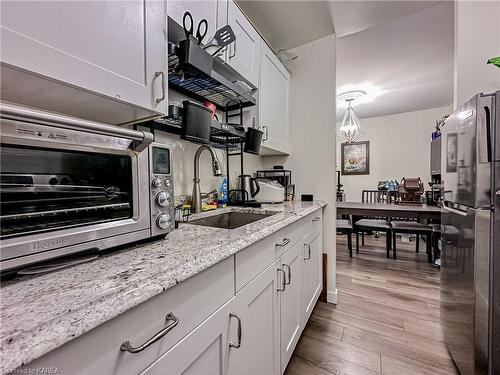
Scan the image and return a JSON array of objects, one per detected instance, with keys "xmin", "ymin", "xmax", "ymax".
[{"xmin": 285, "ymin": 234, "xmax": 459, "ymax": 375}]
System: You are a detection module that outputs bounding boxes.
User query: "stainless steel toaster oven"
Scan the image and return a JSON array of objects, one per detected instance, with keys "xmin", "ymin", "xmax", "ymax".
[{"xmin": 0, "ymin": 103, "xmax": 174, "ymax": 273}]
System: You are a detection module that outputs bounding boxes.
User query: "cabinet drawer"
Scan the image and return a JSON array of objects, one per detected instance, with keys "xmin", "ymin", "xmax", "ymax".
[
  {"xmin": 23, "ymin": 256, "xmax": 235, "ymax": 375},
  {"xmin": 305, "ymin": 209, "xmax": 323, "ymax": 231},
  {"xmin": 235, "ymin": 214, "xmax": 316, "ymax": 292},
  {"xmin": 235, "ymin": 230, "xmax": 279, "ymax": 292}
]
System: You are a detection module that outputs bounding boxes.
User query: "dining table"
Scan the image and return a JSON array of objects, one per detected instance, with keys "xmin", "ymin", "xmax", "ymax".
[{"xmin": 336, "ymin": 201, "xmax": 442, "ymax": 221}]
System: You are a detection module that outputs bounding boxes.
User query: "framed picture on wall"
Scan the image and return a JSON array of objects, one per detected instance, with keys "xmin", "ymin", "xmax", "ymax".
[{"xmin": 341, "ymin": 141, "xmax": 370, "ymax": 175}]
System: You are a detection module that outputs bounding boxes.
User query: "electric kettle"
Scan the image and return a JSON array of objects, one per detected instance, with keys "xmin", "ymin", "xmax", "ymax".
[{"xmin": 236, "ymin": 175, "xmax": 260, "ymax": 200}]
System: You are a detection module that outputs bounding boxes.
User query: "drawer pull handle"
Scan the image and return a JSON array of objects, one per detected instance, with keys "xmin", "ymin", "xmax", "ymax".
[
  {"xmin": 277, "ymin": 268, "xmax": 286, "ymax": 291},
  {"xmin": 276, "ymin": 238, "xmax": 290, "ymax": 247},
  {"xmin": 312, "ymin": 217, "xmax": 320, "ymax": 223},
  {"xmin": 120, "ymin": 312, "xmax": 179, "ymax": 353},
  {"xmin": 282, "ymin": 264, "xmax": 291, "ymax": 285},
  {"xmin": 155, "ymin": 71, "xmax": 166, "ymax": 103},
  {"xmin": 304, "ymin": 244, "xmax": 311, "ymax": 260},
  {"xmin": 229, "ymin": 312, "xmax": 242, "ymax": 348}
]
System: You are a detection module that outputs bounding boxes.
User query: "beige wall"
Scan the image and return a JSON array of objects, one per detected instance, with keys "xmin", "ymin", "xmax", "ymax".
[
  {"xmin": 454, "ymin": 0, "xmax": 500, "ymax": 108},
  {"xmin": 263, "ymin": 35, "xmax": 337, "ymax": 303},
  {"xmin": 336, "ymin": 106, "xmax": 451, "ymax": 202}
]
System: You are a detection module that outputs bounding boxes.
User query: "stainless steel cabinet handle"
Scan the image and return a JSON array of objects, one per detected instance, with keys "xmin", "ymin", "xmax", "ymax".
[
  {"xmin": 312, "ymin": 217, "xmax": 320, "ymax": 222},
  {"xmin": 304, "ymin": 244, "xmax": 311, "ymax": 260},
  {"xmin": 229, "ymin": 41, "xmax": 237, "ymax": 58},
  {"xmin": 120, "ymin": 313, "xmax": 179, "ymax": 353},
  {"xmin": 262, "ymin": 126, "xmax": 269, "ymax": 141},
  {"xmin": 276, "ymin": 238, "xmax": 290, "ymax": 247},
  {"xmin": 282, "ymin": 264, "xmax": 291, "ymax": 285},
  {"xmin": 229, "ymin": 312, "xmax": 242, "ymax": 349},
  {"xmin": 277, "ymin": 268, "xmax": 286, "ymax": 291},
  {"xmin": 155, "ymin": 71, "xmax": 166, "ymax": 103}
]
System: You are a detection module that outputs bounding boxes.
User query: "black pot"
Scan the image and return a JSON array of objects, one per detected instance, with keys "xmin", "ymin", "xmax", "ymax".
[{"xmin": 244, "ymin": 127, "xmax": 263, "ymax": 155}]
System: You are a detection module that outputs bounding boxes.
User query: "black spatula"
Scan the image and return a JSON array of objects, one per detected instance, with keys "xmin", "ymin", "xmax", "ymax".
[{"xmin": 203, "ymin": 25, "xmax": 236, "ymax": 55}]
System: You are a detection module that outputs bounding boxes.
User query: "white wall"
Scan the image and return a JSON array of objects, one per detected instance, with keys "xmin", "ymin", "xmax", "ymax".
[
  {"xmin": 336, "ymin": 106, "xmax": 451, "ymax": 201},
  {"xmin": 454, "ymin": 0, "xmax": 500, "ymax": 107},
  {"xmin": 263, "ymin": 35, "xmax": 337, "ymax": 303},
  {"xmin": 140, "ymin": 90, "xmax": 264, "ymax": 198}
]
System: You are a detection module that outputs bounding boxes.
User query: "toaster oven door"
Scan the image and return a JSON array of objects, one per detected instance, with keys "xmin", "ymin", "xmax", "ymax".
[{"xmin": 0, "ymin": 140, "xmax": 150, "ymax": 269}]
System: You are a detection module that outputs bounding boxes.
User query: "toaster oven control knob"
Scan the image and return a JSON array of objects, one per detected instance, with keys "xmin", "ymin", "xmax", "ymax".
[
  {"xmin": 156, "ymin": 214, "xmax": 171, "ymax": 230},
  {"xmin": 155, "ymin": 191, "xmax": 171, "ymax": 207},
  {"xmin": 152, "ymin": 178, "xmax": 162, "ymax": 189}
]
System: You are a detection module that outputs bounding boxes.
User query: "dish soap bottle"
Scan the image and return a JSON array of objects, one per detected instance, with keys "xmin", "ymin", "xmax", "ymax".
[{"xmin": 218, "ymin": 176, "xmax": 228, "ymax": 208}]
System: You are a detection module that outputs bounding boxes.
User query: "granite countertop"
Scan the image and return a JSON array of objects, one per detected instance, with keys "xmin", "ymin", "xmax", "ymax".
[{"xmin": 0, "ymin": 200, "xmax": 326, "ymax": 372}]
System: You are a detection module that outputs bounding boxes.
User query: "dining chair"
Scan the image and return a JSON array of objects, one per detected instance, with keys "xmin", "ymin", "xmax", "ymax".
[
  {"xmin": 336, "ymin": 218, "xmax": 353, "ymax": 257},
  {"xmin": 388, "ymin": 191, "xmax": 432, "ymax": 259},
  {"xmin": 391, "ymin": 221, "xmax": 432, "ymax": 262},
  {"xmin": 354, "ymin": 190, "xmax": 392, "ymax": 258}
]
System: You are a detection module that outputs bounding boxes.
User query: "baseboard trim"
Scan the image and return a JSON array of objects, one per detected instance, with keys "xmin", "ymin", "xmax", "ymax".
[{"xmin": 326, "ymin": 289, "xmax": 338, "ymax": 304}]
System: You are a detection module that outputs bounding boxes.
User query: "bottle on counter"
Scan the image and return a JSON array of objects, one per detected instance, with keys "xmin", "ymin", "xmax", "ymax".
[{"xmin": 217, "ymin": 176, "xmax": 228, "ymax": 208}]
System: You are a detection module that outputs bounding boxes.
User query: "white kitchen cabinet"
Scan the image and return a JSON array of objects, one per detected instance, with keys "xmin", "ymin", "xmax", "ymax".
[
  {"xmin": 259, "ymin": 40, "xmax": 291, "ymax": 155},
  {"xmin": 18, "ymin": 210, "xmax": 324, "ymax": 375},
  {"xmin": 141, "ymin": 298, "xmax": 235, "ymax": 375},
  {"xmin": 21, "ymin": 257, "xmax": 235, "ymax": 375},
  {"xmin": 279, "ymin": 241, "xmax": 303, "ymax": 371},
  {"xmin": 228, "ymin": 259, "xmax": 281, "ymax": 375},
  {"xmin": 0, "ymin": 0, "xmax": 167, "ymax": 119},
  {"xmin": 301, "ymin": 226, "xmax": 323, "ymax": 323},
  {"xmin": 225, "ymin": 0, "xmax": 261, "ymax": 88},
  {"xmin": 167, "ymin": 0, "xmax": 227, "ymax": 46}
]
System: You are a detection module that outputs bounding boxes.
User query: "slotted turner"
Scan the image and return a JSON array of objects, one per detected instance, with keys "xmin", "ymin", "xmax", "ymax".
[{"xmin": 203, "ymin": 25, "xmax": 236, "ymax": 54}]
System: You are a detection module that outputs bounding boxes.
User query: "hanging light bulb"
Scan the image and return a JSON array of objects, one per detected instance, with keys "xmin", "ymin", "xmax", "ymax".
[{"xmin": 337, "ymin": 90, "xmax": 366, "ymax": 143}]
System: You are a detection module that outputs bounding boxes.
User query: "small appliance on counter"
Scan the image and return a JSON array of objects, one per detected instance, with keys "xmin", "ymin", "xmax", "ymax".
[
  {"xmin": 256, "ymin": 167, "xmax": 294, "ymax": 201},
  {"xmin": 0, "ymin": 103, "xmax": 175, "ymax": 275},
  {"xmin": 229, "ymin": 174, "xmax": 262, "ymax": 207},
  {"xmin": 255, "ymin": 179, "xmax": 285, "ymax": 203}
]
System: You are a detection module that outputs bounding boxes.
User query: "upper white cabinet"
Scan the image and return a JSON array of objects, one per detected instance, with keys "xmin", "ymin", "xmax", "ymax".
[
  {"xmin": 225, "ymin": 0, "xmax": 261, "ymax": 88},
  {"xmin": 168, "ymin": 0, "xmax": 227, "ymax": 45},
  {"xmin": 259, "ymin": 40, "xmax": 291, "ymax": 155},
  {"xmin": 0, "ymin": 0, "xmax": 167, "ymax": 120}
]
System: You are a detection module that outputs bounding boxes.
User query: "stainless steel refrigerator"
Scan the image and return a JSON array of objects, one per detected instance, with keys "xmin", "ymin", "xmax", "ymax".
[{"xmin": 441, "ymin": 91, "xmax": 499, "ymax": 375}]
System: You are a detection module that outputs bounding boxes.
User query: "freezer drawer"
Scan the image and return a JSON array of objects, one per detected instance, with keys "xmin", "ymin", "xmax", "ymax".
[{"xmin": 440, "ymin": 205, "xmax": 490, "ymax": 375}]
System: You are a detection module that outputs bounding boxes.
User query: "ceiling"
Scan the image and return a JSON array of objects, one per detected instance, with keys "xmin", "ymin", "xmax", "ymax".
[
  {"xmin": 236, "ymin": 0, "xmax": 454, "ymax": 119},
  {"xmin": 236, "ymin": 0, "xmax": 441, "ymax": 50},
  {"xmin": 235, "ymin": 1, "xmax": 335, "ymax": 51},
  {"xmin": 337, "ymin": 2, "xmax": 453, "ymax": 119}
]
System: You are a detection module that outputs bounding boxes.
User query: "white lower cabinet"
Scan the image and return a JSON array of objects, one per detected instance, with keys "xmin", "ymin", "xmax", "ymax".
[
  {"xmin": 142, "ymin": 298, "xmax": 235, "ymax": 375},
  {"xmin": 302, "ymin": 226, "xmax": 322, "ymax": 323},
  {"xmin": 279, "ymin": 241, "xmax": 304, "ymax": 371},
  {"xmin": 228, "ymin": 260, "xmax": 281, "ymax": 375},
  {"xmin": 20, "ymin": 209, "xmax": 324, "ymax": 375}
]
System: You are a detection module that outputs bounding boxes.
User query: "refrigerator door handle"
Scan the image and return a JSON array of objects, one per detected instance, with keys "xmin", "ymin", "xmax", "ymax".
[
  {"xmin": 442, "ymin": 204, "xmax": 468, "ymax": 216},
  {"xmin": 483, "ymin": 105, "xmax": 493, "ymax": 163}
]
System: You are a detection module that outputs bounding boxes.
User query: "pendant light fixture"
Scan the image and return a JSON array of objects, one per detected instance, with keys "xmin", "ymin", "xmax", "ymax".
[{"xmin": 337, "ymin": 90, "xmax": 366, "ymax": 143}]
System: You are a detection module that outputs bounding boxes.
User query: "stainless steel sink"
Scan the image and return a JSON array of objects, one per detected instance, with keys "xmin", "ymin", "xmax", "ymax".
[{"xmin": 188, "ymin": 211, "xmax": 275, "ymax": 229}]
